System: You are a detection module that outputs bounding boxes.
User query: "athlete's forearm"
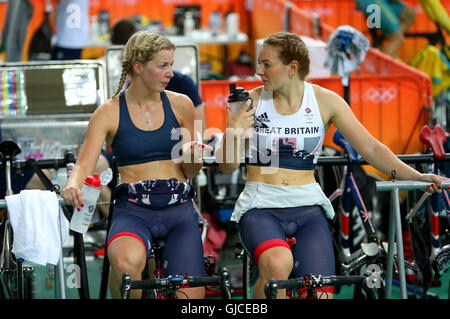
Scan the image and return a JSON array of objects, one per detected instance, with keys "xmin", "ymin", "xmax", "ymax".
[
  {"xmin": 364, "ymin": 143, "xmax": 422, "ymax": 181},
  {"xmin": 65, "ymin": 164, "xmax": 91, "ymax": 189}
]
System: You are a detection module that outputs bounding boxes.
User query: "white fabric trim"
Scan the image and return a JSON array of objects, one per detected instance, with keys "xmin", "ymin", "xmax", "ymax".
[{"xmin": 230, "ymin": 182, "xmax": 335, "ymax": 222}]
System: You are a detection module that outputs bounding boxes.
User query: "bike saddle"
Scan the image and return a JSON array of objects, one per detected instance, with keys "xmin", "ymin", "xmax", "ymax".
[
  {"xmin": 333, "ymin": 130, "xmax": 359, "ymax": 161},
  {"xmin": 419, "ymin": 125, "xmax": 447, "ymax": 159},
  {"xmin": 0, "ymin": 140, "xmax": 21, "ymax": 169}
]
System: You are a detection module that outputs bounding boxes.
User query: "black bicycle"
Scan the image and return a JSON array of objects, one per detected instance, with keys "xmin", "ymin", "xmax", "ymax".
[
  {"xmin": 120, "ymin": 267, "xmax": 233, "ymax": 299},
  {"xmin": 0, "ymin": 139, "xmax": 76, "ymax": 299}
]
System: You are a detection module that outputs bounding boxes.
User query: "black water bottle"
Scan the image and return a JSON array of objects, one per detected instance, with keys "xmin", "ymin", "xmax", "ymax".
[{"xmin": 227, "ymin": 83, "xmax": 267, "ymax": 128}]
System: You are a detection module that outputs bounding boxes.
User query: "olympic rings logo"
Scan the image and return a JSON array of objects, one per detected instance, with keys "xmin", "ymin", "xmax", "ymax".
[{"xmin": 364, "ymin": 87, "xmax": 397, "ymax": 103}]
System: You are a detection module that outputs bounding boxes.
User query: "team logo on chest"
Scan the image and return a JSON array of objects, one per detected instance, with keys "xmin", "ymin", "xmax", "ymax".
[{"xmin": 304, "ymin": 106, "xmax": 314, "ymax": 122}]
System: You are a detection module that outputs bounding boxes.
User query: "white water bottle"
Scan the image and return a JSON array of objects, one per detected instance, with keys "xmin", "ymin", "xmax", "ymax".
[
  {"xmin": 69, "ymin": 173, "xmax": 102, "ymax": 234},
  {"xmin": 226, "ymin": 13, "xmax": 239, "ymax": 37},
  {"xmin": 184, "ymin": 11, "xmax": 195, "ymax": 36}
]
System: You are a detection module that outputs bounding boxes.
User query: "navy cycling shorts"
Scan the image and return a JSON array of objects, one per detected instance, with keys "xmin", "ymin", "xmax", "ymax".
[
  {"xmin": 107, "ymin": 180, "xmax": 205, "ymax": 277},
  {"xmin": 238, "ymin": 205, "xmax": 335, "ymax": 278}
]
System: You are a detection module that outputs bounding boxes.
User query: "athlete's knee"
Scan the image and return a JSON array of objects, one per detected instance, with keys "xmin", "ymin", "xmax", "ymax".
[
  {"xmin": 257, "ymin": 246, "xmax": 293, "ymax": 279},
  {"xmin": 108, "ymin": 239, "xmax": 147, "ymax": 275},
  {"xmin": 110, "ymin": 253, "xmax": 146, "ymax": 277},
  {"xmin": 177, "ymin": 287, "xmax": 205, "ymax": 299}
]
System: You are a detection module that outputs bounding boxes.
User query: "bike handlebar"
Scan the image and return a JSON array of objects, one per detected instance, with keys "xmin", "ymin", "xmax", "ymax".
[
  {"xmin": 121, "ymin": 267, "xmax": 233, "ymax": 299},
  {"xmin": 129, "ymin": 275, "xmax": 222, "ymax": 290},
  {"xmin": 264, "ymin": 274, "xmax": 370, "ymax": 299},
  {"xmin": 267, "ymin": 274, "xmax": 367, "ymax": 290},
  {"xmin": 9, "ymin": 149, "xmax": 76, "ymax": 171}
]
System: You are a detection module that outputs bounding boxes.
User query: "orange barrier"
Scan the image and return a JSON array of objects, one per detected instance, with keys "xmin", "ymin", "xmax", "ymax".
[
  {"xmin": 0, "ymin": 1, "xmax": 7, "ymax": 61},
  {"xmin": 288, "ymin": 2, "xmax": 334, "ymax": 42},
  {"xmin": 291, "ymin": 0, "xmax": 367, "ymax": 33},
  {"xmin": 0, "ymin": 1, "xmax": 6, "ymax": 32},
  {"xmin": 251, "ymin": 0, "xmax": 288, "ymax": 40},
  {"xmin": 316, "ymin": 75, "xmax": 429, "ymax": 153},
  {"xmin": 359, "ymin": 47, "xmax": 433, "ymax": 107}
]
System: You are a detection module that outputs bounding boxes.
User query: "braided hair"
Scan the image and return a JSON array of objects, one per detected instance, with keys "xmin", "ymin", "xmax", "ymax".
[{"xmin": 112, "ymin": 31, "xmax": 176, "ymax": 97}]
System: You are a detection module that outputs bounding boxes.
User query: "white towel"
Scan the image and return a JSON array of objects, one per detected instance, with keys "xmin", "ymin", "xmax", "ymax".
[
  {"xmin": 5, "ymin": 190, "xmax": 69, "ymax": 266},
  {"xmin": 324, "ymin": 25, "xmax": 370, "ymax": 86}
]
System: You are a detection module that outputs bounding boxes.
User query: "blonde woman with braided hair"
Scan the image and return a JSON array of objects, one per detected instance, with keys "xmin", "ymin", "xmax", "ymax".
[{"xmin": 61, "ymin": 31, "xmax": 212, "ymax": 299}]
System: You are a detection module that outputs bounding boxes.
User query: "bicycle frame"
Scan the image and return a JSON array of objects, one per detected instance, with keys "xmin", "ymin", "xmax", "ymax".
[
  {"xmin": 0, "ymin": 140, "xmax": 76, "ymax": 299},
  {"xmin": 329, "ymin": 131, "xmax": 384, "ymax": 275}
]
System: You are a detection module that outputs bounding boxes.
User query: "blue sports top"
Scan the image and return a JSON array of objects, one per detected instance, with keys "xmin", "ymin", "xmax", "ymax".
[
  {"xmin": 244, "ymin": 82, "xmax": 325, "ymax": 170},
  {"xmin": 111, "ymin": 91, "xmax": 181, "ymax": 167}
]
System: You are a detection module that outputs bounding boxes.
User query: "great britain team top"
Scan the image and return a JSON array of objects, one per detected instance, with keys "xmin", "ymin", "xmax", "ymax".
[{"xmin": 244, "ymin": 81, "xmax": 325, "ymax": 170}]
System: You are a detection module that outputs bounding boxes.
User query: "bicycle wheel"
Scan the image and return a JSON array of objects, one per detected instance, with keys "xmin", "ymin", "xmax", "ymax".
[
  {"xmin": 0, "ymin": 214, "xmax": 34, "ymax": 299},
  {"xmin": 432, "ymin": 244, "xmax": 450, "ymax": 278},
  {"xmin": 0, "ymin": 215, "xmax": 17, "ymax": 299}
]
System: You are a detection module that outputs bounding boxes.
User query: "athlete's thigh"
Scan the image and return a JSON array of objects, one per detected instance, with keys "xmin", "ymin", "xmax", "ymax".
[
  {"xmin": 238, "ymin": 208, "xmax": 290, "ymax": 265},
  {"xmin": 107, "ymin": 199, "xmax": 153, "ymax": 258},
  {"xmin": 161, "ymin": 201, "xmax": 205, "ymax": 276},
  {"xmin": 290, "ymin": 206, "xmax": 335, "ymax": 277}
]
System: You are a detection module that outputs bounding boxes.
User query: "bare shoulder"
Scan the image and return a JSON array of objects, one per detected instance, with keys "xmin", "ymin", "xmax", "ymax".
[
  {"xmin": 91, "ymin": 97, "xmax": 119, "ymax": 123},
  {"xmin": 88, "ymin": 97, "xmax": 120, "ymax": 136},
  {"xmin": 312, "ymin": 83, "xmax": 344, "ymax": 104},
  {"xmin": 165, "ymin": 90, "xmax": 194, "ymax": 111},
  {"xmin": 164, "ymin": 90, "xmax": 195, "ymax": 125},
  {"xmin": 311, "ymin": 83, "xmax": 350, "ymax": 127},
  {"xmin": 249, "ymin": 86, "xmax": 263, "ymax": 102}
]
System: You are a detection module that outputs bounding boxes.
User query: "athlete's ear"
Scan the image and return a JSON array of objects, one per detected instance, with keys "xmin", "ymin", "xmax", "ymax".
[
  {"xmin": 289, "ymin": 60, "xmax": 299, "ymax": 78},
  {"xmin": 132, "ymin": 61, "xmax": 144, "ymax": 76}
]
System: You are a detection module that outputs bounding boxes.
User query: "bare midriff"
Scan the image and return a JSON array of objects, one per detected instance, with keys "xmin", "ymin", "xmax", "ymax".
[
  {"xmin": 118, "ymin": 159, "xmax": 186, "ymax": 184},
  {"xmin": 246, "ymin": 165, "xmax": 316, "ymax": 186}
]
